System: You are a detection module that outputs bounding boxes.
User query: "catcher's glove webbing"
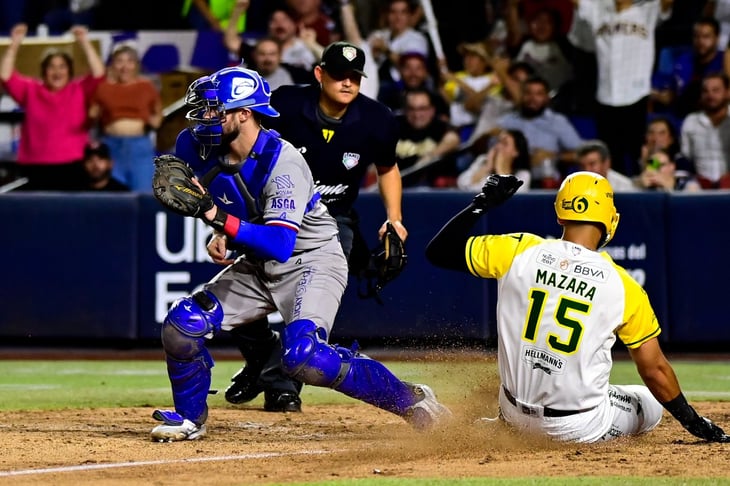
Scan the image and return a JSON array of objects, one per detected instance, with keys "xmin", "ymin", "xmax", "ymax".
[
  {"xmin": 358, "ymin": 222, "xmax": 407, "ymax": 304},
  {"xmin": 152, "ymin": 154, "xmax": 214, "ymax": 218}
]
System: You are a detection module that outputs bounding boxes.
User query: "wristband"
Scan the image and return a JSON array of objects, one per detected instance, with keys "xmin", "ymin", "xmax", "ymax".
[
  {"xmin": 206, "ymin": 209, "xmax": 239, "ymax": 238},
  {"xmin": 661, "ymin": 393, "xmax": 701, "ymax": 427}
]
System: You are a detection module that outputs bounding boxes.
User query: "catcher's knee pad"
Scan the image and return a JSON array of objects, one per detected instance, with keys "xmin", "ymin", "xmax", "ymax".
[
  {"xmin": 280, "ymin": 319, "xmax": 353, "ymax": 388},
  {"xmin": 162, "ymin": 290, "xmax": 223, "ymax": 360}
]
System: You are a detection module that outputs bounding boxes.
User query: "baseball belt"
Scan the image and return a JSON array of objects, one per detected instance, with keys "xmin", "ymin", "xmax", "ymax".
[{"xmin": 502, "ymin": 387, "xmax": 597, "ymax": 418}]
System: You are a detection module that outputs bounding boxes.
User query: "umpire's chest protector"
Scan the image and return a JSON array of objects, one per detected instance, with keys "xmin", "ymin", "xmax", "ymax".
[{"xmin": 268, "ymin": 84, "xmax": 399, "ymax": 215}]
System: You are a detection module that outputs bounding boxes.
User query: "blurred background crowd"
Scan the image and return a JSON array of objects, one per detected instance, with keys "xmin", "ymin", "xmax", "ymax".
[{"xmin": 0, "ymin": 0, "xmax": 728, "ymax": 193}]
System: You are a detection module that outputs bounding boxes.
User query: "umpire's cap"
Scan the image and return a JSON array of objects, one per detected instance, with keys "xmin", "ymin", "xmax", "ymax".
[{"xmin": 320, "ymin": 42, "xmax": 367, "ymax": 77}]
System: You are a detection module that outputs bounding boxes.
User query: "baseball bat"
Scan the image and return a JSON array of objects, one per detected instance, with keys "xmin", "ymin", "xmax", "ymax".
[
  {"xmin": 420, "ymin": 0, "xmax": 445, "ymax": 62},
  {"xmin": 0, "ymin": 177, "xmax": 28, "ymax": 193}
]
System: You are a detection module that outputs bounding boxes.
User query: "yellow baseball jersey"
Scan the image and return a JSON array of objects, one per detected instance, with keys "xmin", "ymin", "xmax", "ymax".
[{"xmin": 466, "ymin": 232, "xmax": 660, "ymax": 411}]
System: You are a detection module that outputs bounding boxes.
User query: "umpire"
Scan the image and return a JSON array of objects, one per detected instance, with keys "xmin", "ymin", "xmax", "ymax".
[{"xmin": 224, "ymin": 41, "xmax": 408, "ymax": 412}]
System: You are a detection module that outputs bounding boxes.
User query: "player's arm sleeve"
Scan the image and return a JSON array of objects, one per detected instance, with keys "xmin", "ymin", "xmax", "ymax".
[
  {"xmin": 466, "ymin": 233, "xmax": 539, "ymax": 279},
  {"xmin": 219, "ymin": 154, "xmax": 312, "ymax": 263},
  {"xmin": 614, "ymin": 268, "xmax": 662, "ymax": 348},
  {"xmin": 426, "ymin": 202, "xmax": 484, "ymax": 272}
]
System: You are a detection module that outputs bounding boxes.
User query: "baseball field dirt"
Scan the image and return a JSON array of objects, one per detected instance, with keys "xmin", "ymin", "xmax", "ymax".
[{"xmin": 1, "ymin": 351, "xmax": 729, "ymax": 485}]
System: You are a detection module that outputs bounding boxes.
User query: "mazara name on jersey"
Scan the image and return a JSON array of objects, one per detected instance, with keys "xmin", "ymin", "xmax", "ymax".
[{"xmin": 535, "ymin": 269, "xmax": 597, "ymax": 301}]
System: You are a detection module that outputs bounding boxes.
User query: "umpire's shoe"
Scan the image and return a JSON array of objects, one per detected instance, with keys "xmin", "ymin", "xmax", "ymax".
[
  {"xmin": 225, "ymin": 366, "xmax": 264, "ymax": 404},
  {"xmin": 264, "ymin": 389, "xmax": 302, "ymax": 413}
]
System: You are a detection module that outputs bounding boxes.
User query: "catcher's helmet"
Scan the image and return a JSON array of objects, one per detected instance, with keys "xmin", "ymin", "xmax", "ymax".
[
  {"xmin": 185, "ymin": 64, "xmax": 279, "ymax": 157},
  {"xmin": 554, "ymin": 171, "xmax": 620, "ymax": 247}
]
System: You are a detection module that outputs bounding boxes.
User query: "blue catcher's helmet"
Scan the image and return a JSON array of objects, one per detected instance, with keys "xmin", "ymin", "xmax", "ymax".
[{"xmin": 185, "ymin": 65, "xmax": 279, "ymax": 158}]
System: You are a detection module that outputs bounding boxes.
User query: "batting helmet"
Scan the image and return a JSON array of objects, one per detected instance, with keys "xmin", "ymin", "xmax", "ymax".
[
  {"xmin": 185, "ymin": 64, "xmax": 279, "ymax": 157},
  {"xmin": 554, "ymin": 171, "xmax": 620, "ymax": 247}
]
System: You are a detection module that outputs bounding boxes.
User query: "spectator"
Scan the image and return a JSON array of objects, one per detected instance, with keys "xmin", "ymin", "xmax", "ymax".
[
  {"xmin": 570, "ymin": 0, "xmax": 674, "ymax": 177},
  {"xmin": 507, "ymin": 5, "xmax": 574, "ymax": 97},
  {"xmin": 395, "ymin": 88, "xmax": 461, "ymax": 187},
  {"xmin": 511, "ymin": 0, "xmax": 575, "ymax": 38},
  {"xmin": 466, "ymin": 61, "xmax": 535, "ymax": 151},
  {"xmin": 367, "ymin": 0, "xmax": 429, "ymax": 86},
  {"xmin": 338, "ymin": 0, "xmax": 379, "ymax": 100},
  {"xmin": 457, "ymin": 129, "xmax": 532, "ymax": 191},
  {"xmin": 636, "ymin": 148, "xmax": 701, "ymax": 192},
  {"xmin": 225, "ymin": 3, "xmax": 318, "ymax": 71},
  {"xmin": 286, "ymin": 0, "xmax": 340, "ymax": 47},
  {"xmin": 680, "ymin": 72, "xmax": 730, "ymax": 188},
  {"xmin": 495, "ymin": 75, "xmax": 583, "ymax": 186},
  {"xmin": 183, "ymin": 0, "xmax": 244, "ymax": 33},
  {"xmin": 88, "ymin": 42, "xmax": 162, "ymax": 193},
  {"xmin": 576, "ymin": 139, "xmax": 638, "ymax": 192},
  {"xmin": 42, "ymin": 0, "xmax": 100, "ymax": 34},
  {"xmin": 247, "ymin": 38, "xmax": 296, "ymax": 90},
  {"xmin": 0, "ymin": 23, "xmax": 105, "ymax": 191},
  {"xmin": 378, "ymin": 51, "xmax": 449, "ymax": 118},
  {"xmin": 225, "ymin": 6, "xmax": 316, "ymax": 85},
  {"xmin": 651, "ymin": 17, "xmax": 724, "ymax": 119},
  {"xmin": 704, "ymin": 0, "xmax": 730, "ymax": 51},
  {"xmin": 639, "ymin": 116, "xmax": 694, "ymax": 178},
  {"xmin": 78, "ymin": 141, "xmax": 129, "ymax": 191},
  {"xmin": 441, "ymin": 42, "xmax": 503, "ymax": 142}
]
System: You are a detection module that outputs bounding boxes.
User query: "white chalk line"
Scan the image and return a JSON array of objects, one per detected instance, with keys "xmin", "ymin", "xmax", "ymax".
[{"xmin": 0, "ymin": 449, "xmax": 331, "ymax": 477}]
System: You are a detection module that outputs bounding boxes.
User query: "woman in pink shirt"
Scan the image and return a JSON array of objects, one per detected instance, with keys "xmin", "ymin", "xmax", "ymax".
[{"xmin": 0, "ymin": 23, "xmax": 105, "ymax": 190}]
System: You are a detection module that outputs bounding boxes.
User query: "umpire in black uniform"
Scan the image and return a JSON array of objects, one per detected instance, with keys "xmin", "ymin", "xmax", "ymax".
[{"xmin": 224, "ymin": 41, "xmax": 408, "ymax": 412}]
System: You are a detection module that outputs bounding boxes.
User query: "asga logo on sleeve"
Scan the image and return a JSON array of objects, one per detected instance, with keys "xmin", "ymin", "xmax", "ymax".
[{"xmin": 230, "ymin": 77, "xmax": 257, "ymax": 101}]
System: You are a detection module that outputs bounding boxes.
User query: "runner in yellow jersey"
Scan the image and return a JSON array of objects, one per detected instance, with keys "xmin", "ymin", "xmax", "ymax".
[{"xmin": 426, "ymin": 172, "xmax": 729, "ymax": 443}]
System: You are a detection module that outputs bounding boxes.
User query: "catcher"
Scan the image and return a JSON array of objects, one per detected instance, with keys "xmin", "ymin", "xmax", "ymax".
[
  {"xmin": 223, "ymin": 41, "xmax": 408, "ymax": 412},
  {"xmin": 426, "ymin": 172, "xmax": 729, "ymax": 443},
  {"xmin": 148, "ymin": 64, "xmax": 449, "ymax": 441}
]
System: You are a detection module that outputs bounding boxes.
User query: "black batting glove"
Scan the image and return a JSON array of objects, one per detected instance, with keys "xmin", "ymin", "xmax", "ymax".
[
  {"xmin": 683, "ymin": 416, "xmax": 730, "ymax": 443},
  {"xmin": 471, "ymin": 174, "xmax": 524, "ymax": 212},
  {"xmin": 663, "ymin": 393, "xmax": 730, "ymax": 443}
]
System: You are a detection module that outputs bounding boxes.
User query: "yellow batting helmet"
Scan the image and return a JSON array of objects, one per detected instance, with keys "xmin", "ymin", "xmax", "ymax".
[{"xmin": 554, "ymin": 171, "xmax": 620, "ymax": 247}]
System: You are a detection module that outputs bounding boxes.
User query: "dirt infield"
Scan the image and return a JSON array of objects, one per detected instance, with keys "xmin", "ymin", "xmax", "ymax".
[{"xmin": 1, "ymin": 365, "xmax": 729, "ymax": 486}]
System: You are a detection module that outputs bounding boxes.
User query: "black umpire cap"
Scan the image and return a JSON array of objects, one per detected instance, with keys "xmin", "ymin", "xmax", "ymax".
[{"xmin": 320, "ymin": 41, "xmax": 367, "ymax": 77}]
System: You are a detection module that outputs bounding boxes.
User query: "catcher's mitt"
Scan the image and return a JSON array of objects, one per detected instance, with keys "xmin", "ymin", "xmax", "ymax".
[
  {"xmin": 152, "ymin": 154, "xmax": 213, "ymax": 217},
  {"xmin": 358, "ymin": 222, "xmax": 407, "ymax": 303}
]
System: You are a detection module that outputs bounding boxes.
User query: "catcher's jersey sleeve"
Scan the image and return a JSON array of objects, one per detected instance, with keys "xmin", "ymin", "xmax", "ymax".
[{"xmin": 262, "ymin": 141, "xmax": 339, "ymax": 252}]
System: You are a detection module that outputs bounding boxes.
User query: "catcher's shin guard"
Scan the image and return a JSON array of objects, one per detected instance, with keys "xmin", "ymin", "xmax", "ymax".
[
  {"xmin": 281, "ymin": 319, "xmax": 417, "ymax": 415},
  {"xmin": 165, "ymin": 350, "xmax": 214, "ymax": 425},
  {"xmin": 160, "ymin": 290, "xmax": 222, "ymax": 424}
]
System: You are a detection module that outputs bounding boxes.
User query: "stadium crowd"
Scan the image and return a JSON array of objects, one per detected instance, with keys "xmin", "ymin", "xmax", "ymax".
[{"xmin": 0, "ymin": 0, "xmax": 728, "ymax": 192}]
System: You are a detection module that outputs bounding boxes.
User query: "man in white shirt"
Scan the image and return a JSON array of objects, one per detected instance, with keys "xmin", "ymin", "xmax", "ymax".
[
  {"xmin": 367, "ymin": 0, "xmax": 430, "ymax": 84},
  {"xmin": 576, "ymin": 139, "xmax": 638, "ymax": 191},
  {"xmin": 680, "ymin": 72, "xmax": 730, "ymax": 188},
  {"xmin": 570, "ymin": 0, "xmax": 673, "ymax": 177}
]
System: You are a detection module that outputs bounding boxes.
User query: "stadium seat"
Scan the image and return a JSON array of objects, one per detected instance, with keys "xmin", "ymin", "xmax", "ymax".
[
  {"xmin": 141, "ymin": 44, "xmax": 181, "ymax": 74},
  {"xmin": 189, "ymin": 30, "xmax": 231, "ymax": 72}
]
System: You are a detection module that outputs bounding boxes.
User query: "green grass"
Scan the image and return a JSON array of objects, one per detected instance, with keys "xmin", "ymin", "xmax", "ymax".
[{"xmin": 0, "ymin": 359, "xmax": 727, "ymax": 411}]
